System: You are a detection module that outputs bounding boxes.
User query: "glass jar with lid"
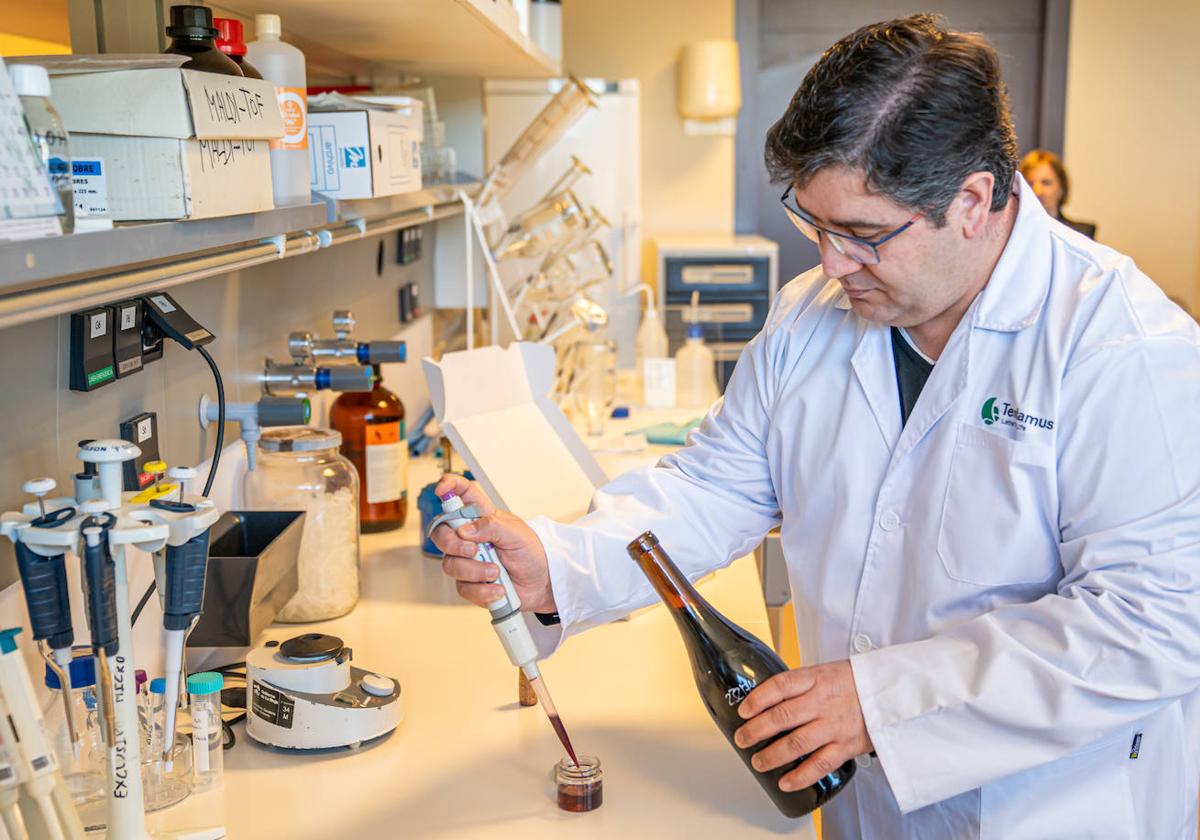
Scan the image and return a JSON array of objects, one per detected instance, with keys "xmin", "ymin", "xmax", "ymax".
[{"xmin": 242, "ymin": 427, "xmax": 360, "ymax": 621}]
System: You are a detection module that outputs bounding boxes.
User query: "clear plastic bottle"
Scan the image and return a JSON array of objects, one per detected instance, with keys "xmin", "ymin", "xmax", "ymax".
[
  {"xmin": 243, "ymin": 427, "xmax": 360, "ymax": 621},
  {"xmin": 9, "ymin": 63, "xmax": 73, "ymax": 233},
  {"xmin": 162, "ymin": 5, "xmax": 243, "ymax": 76},
  {"xmin": 675, "ymin": 323, "xmax": 719, "ymax": 408},
  {"xmin": 246, "ymin": 14, "xmax": 311, "ymax": 205}
]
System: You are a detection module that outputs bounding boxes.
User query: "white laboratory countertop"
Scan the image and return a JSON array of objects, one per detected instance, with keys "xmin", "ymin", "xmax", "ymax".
[{"xmin": 217, "ymin": 424, "xmax": 817, "ymax": 840}]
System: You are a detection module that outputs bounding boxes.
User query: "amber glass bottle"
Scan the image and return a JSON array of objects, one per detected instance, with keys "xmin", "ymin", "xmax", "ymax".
[
  {"xmin": 626, "ymin": 531, "xmax": 855, "ymax": 817},
  {"xmin": 331, "ymin": 365, "xmax": 408, "ymax": 532}
]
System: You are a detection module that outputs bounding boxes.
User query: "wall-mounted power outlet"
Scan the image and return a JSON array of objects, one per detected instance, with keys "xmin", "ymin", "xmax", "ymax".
[
  {"xmin": 69, "ymin": 307, "xmax": 115, "ymax": 391},
  {"xmin": 119, "ymin": 410, "xmax": 160, "ymax": 491}
]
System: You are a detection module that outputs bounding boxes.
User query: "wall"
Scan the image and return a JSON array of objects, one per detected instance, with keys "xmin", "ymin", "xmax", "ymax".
[
  {"xmin": 1063, "ymin": 0, "xmax": 1200, "ymax": 309},
  {"xmin": 0, "ymin": 0, "xmax": 71, "ymax": 54},
  {"xmin": 560, "ymin": 0, "xmax": 736, "ymax": 286}
]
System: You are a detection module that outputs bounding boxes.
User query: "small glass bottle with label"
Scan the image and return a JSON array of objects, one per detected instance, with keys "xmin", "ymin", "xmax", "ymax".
[{"xmin": 331, "ymin": 365, "xmax": 408, "ymax": 532}]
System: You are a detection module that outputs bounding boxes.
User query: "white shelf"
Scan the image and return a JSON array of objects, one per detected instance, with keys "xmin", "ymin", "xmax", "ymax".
[
  {"xmin": 0, "ymin": 180, "xmax": 479, "ymax": 330},
  {"xmin": 216, "ymin": 0, "xmax": 560, "ymax": 79}
]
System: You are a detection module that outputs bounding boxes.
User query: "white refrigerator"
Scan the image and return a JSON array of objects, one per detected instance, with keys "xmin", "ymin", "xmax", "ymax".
[{"xmin": 483, "ymin": 78, "xmax": 643, "ymax": 367}]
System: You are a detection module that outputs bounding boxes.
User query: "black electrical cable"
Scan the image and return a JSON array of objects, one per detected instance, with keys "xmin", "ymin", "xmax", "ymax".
[
  {"xmin": 131, "ymin": 342, "xmax": 226, "ymax": 627},
  {"xmin": 195, "ymin": 344, "xmax": 225, "ymax": 497}
]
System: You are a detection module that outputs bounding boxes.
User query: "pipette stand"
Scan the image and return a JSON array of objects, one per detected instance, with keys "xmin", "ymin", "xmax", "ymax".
[{"xmin": 2, "ymin": 441, "xmax": 224, "ymax": 840}]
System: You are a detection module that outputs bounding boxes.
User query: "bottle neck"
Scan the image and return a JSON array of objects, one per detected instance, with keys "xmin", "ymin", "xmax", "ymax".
[{"xmin": 627, "ymin": 534, "xmax": 707, "ymax": 614}]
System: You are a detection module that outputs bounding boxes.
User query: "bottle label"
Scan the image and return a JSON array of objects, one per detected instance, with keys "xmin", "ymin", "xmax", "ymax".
[
  {"xmin": 364, "ymin": 420, "xmax": 407, "ymax": 504},
  {"xmin": 271, "ymin": 86, "xmax": 309, "ymax": 150},
  {"xmin": 725, "ymin": 675, "xmax": 757, "ymax": 707}
]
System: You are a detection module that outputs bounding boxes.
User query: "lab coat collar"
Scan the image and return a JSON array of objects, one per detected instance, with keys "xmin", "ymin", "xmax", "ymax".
[
  {"xmin": 970, "ymin": 173, "xmax": 1051, "ymax": 332},
  {"xmin": 830, "ymin": 174, "xmax": 1051, "ymax": 330}
]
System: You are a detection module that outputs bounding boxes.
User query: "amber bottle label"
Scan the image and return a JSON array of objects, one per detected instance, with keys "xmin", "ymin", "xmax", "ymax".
[{"xmin": 364, "ymin": 420, "xmax": 407, "ymax": 504}]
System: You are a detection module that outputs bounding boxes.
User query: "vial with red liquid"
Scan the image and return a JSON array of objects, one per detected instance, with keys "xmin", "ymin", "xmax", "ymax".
[{"xmin": 555, "ymin": 755, "xmax": 603, "ymax": 812}]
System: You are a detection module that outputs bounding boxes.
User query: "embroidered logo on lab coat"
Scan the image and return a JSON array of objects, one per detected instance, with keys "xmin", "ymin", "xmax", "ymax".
[{"xmin": 981, "ymin": 396, "xmax": 1055, "ymax": 431}]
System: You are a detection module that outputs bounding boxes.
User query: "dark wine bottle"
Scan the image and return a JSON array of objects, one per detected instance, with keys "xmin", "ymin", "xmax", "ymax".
[{"xmin": 626, "ymin": 531, "xmax": 855, "ymax": 818}]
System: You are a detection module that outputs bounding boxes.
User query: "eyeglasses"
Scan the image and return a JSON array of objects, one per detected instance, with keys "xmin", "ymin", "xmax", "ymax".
[{"xmin": 779, "ymin": 185, "xmax": 923, "ymax": 265}]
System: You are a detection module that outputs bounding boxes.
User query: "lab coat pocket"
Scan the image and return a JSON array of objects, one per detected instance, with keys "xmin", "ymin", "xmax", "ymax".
[
  {"xmin": 937, "ymin": 423, "xmax": 1058, "ymax": 586},
  {"xmin": 980, "ymin": 730, "xmax": 1137, "ymax": 840}
]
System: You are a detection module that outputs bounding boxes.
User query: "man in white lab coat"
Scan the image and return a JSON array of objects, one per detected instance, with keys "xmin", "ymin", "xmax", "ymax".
[{"xmin": 434, "ymin": 13, "xmax": 1200, "ymax": 839}]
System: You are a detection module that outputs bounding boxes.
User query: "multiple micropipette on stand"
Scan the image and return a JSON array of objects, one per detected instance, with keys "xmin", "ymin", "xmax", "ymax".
[{"xmin": 1, "ymin": 439, "xmax": 225, "ymax": 840}]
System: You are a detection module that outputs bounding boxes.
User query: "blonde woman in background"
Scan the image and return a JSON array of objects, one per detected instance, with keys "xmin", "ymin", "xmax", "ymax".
[{"xmin": 1020, "ymin": 148, "xmax": 1097, "ymax": 238}]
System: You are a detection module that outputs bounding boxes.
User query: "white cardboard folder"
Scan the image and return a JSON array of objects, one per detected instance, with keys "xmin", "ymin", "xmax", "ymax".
[{"xmin": 423, "ymin": 343, "xmax": 608, "ymax": 522}]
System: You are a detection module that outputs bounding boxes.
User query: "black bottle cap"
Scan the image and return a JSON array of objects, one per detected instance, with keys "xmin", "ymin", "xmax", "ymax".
[{"xmin": 166, "ymin": 5, "xmax": 218, "ymax": 39}]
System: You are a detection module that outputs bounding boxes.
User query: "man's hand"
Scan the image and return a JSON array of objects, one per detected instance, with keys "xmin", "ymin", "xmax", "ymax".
[
  {"xmin": 431, "ymin": 474, "xmax": 557, "ymax": 614},
  {"xmin": 733, "ymin": 660, "xmax": 872, "ymax": 791}
]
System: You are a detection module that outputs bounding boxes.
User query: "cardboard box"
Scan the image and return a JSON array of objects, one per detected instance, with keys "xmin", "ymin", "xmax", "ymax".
[
  {"xmin": 423, "ymin": 342, "xmax": 607, "ymax": 522},
  {"xmin": 48, "ymin": 68, "xmax": 281, "ymax": 220},
  {"xmin": 308, "ymin": 106, "xmax": 423, "ymax": 199},
  {"xmin": 69, "ymin": 134, "xmax": 273, "ymax": 221},
  {"xmin": 50, "ymin": 68, "xmax": 284, "ymax": 140}
]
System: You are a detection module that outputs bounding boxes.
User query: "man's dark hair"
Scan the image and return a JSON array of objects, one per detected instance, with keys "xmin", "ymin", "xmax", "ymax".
[{"xmin": 764, "ymin": 13, "xmax": 1018, "ymax": 225}]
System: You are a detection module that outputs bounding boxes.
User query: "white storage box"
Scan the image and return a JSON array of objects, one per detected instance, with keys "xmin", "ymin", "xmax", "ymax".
[
  {"xmin": 308, "ymin": 105, "xmax": 423, "ymax": 199},
  {"xmin": 49, "ymin": 67, "xmax": 282, "ymax": 220}
]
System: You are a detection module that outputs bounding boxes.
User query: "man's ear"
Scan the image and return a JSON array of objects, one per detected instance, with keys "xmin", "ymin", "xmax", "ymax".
[{"xmin": 955, "ymin": 171, "xmax": 997, "ymax": 238}]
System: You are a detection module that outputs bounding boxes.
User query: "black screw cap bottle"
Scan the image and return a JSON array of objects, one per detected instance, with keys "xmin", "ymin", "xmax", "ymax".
[
  {"xmin": 626, "ymin": 531, "xmax": 856, "ymax": 818},
  {"xmin": 164, "ymin": 5, "xmax": 244, "ymax": 76}
]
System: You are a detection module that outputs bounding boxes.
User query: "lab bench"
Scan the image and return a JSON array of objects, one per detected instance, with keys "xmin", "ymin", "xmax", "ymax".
[{"xmin": 217, "ymin": 453, "xmax": 817, "ymax": 839}]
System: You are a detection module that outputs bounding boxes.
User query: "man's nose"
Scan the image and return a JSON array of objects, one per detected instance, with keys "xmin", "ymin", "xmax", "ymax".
[{"xmin": 819, "ymin": 236, "xmax": 863, "ymax": 279}]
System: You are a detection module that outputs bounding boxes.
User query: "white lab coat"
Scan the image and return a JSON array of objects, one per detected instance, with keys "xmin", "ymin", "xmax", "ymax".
[{"xmin": 527, "ymin": 175, "xmax": 1200, "ymax": 839}]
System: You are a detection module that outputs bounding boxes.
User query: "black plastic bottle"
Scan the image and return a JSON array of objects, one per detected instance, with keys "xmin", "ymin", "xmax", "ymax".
[
  {"xmin": 164, "ymin": 5, "xmax": 244, "ymax": 76},
  {"xmin": 626, "ymin": 531, "xmax": 855, "ymax": 817}
]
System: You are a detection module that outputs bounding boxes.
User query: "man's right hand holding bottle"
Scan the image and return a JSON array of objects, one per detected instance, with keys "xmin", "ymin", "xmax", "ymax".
[{"xmin": 431, "ymin": 474, "xmax": 558, "ymax": 615}]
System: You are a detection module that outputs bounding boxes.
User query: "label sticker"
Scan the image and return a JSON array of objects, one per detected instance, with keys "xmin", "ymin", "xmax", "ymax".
[
  {"xmin": 365, "ymin": 421, "xmax": 405, "ymax": 504},
  {"xmin": 71, "ymin": 158, "xmax": 109, "ymax": 217},
  {"xmin": 136, "ymin": 417, "xmax": 153, "ymax": 443},
  {"xmin": 87, "ymin": 366, "xmax": 114, "ymax": 387},
  {"xmin": 90, "ymin": 312, "xmax": 107, "ymax": 338},
  {"xmin": 120, "ymin": 305, "xmax": 136, "ymax": 330},
  {"xmin": 149, "ymin": 294, "xmax": 176, "ymax": 313},
  {"xmin": 271, "ymin": 87, "xmax": 309, "ymax": 150},
  {"xmin": 118, "ymin": 357, "xmax": 142, "ymax": 375},
  {"xmin": 251, "ymin": 681, "xmax": 295, "ymax": 729}
]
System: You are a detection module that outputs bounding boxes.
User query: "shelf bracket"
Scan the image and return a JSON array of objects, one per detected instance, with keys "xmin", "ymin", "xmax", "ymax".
[{"xmin": 260, "ymin": 234, "xmax": 288, "ymax": 258}]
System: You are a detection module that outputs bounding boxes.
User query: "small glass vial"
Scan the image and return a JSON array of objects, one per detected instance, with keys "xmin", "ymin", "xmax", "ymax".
[
  {"xmin": 187, "ymin": 672, "xmax": 224, "ymax": 793},
  {"xmin": 555, "ymin": 755, "xmax": 603, "ymax": 812},
  {"xmin": 41, "ymin": 650, "xmax": 104, "ymax": 808}
]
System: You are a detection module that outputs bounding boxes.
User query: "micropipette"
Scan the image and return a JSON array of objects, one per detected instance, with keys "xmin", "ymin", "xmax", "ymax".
[
  {"xmin": 0, "ymin": 627, "xmax": 86, "ymax": 840},
  {"xmin": 0, "ymin": 728, "xmax": 29, "ymax": 840},
  {"xmin": 11, "ymin": 478, "xmax": 81, "ymax": 760},
  {"xmin": 150, "ymin": 466, "xmax": 213, "ymax": 766},
  {"xmin": 428, "ymin": 493, "xmax": 580, "ymax": 765},
  {"xmin": 78, "ymin": 505, "xmax": 119, "ymax": 749}
]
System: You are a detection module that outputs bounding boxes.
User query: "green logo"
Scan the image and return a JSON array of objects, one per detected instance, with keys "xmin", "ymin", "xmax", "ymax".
[
  {"xmin": 980, "ymin": 396, "xmax": 1055, "ymax": 431},
  {"xmin": 981, "ymin": 396, "xmax": 999, "ymax": 425}
]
